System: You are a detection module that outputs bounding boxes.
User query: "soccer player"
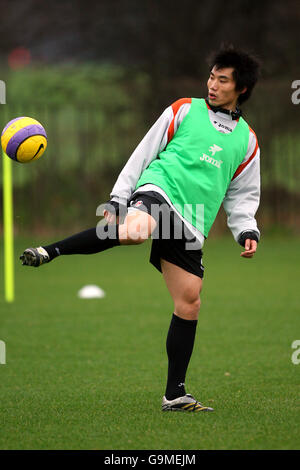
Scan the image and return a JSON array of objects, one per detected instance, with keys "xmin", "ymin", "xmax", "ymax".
[{"xmin": 20, "ymin": 45, "xmax": 261, "ymax": 412}]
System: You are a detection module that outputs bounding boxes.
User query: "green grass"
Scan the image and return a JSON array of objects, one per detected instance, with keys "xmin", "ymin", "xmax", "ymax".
[{"xmin": 0, "ymin": 235, "xmax": 299, "ymax": 450}]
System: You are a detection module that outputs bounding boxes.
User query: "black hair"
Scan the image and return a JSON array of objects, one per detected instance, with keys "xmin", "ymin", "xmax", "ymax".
[{"xmin": 208, "ymin": 44, "xmax": 260, "ymax": 105}]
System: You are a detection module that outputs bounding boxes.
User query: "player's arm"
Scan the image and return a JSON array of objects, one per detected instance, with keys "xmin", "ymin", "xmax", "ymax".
[
  {"xmin": 223, "ymin": 131, "xmax": 261, "ymax": 258},
  {"xmin": 104, "ymin": 99, "xmax": 192, "ymax": 222},
  {"xmin": 103, "ymin": 112, "xmax": 170, "ymax": 223}
]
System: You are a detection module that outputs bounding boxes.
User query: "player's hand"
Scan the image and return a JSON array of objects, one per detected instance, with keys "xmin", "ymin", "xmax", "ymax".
[
  {"xmin": 103, "ymin": 200, "xmax": 127, "ymax": 225},
  {"xmin": 240, "ymin": 239, "xmax": 257, "ymax": 258},
  {"xmin": 103, "ymin": 209, "xmax": 117, "ymax": 224}
]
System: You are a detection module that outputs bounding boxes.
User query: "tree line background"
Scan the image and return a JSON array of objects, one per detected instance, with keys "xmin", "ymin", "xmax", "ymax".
[{"xmin": 0, "ymin": 0, "xmax": 299, "ymax": 236}]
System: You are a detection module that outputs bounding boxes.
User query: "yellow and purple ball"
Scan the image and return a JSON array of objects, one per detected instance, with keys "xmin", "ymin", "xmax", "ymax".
[{"xmin": 1, "ymin": 117, "xmax": 47, "ymax": 163}]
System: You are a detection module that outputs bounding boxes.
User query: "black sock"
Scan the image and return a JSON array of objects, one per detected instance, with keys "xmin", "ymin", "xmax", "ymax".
[
  {"xmin": 43, "ymin": 225, "xmax": 120, "ymax": 260},
  {"xmin": 165, "ymin": 313, "xmax": 198, "ymax": 401}
]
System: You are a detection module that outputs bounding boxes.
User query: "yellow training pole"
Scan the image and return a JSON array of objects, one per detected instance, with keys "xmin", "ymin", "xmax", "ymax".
[{"xmin": 2, "ymin": 150, "xmax": 14, "ymax": 302}]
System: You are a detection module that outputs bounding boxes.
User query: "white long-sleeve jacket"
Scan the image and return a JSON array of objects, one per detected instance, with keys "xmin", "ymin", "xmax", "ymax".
[{"xmin": 110, "ymin": 98, "xmax": 260, "ymax": 247}]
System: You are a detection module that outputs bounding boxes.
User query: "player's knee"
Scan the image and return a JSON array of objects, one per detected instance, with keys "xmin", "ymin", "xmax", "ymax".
[
  {"xmin": 176, "ymin": 295, "xmax": 201, "ymax": 320},
  {"xmin": 128, "ymin": 234, "xmax": 148, "ymax": 245},
  {"xmin": 118, "ymin": 224, "xmax": 149, "ymax": 244},
  {"xmin": 189, "ymin": 296, "xmax": 201, "ymax": 317}
]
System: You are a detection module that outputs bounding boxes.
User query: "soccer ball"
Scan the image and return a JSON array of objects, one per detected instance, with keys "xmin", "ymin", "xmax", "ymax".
[{"xmin": 1, "ymin": 116, "xmax": 47, "ymax": 163}]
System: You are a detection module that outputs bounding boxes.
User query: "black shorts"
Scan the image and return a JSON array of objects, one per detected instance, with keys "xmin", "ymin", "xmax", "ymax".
[{"xmin": 128, "ymin": 191, "xmax": 204, "ymax": 278}]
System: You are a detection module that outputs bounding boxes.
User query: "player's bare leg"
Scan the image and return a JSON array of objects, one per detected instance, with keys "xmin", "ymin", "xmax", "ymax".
[
  {"xmin": 161, "ymin": 259, "xmax": 213, "ymax": 412},
  {"xmin": 161, "ymin": 259, "xmax": 202, "ymax": 321}
]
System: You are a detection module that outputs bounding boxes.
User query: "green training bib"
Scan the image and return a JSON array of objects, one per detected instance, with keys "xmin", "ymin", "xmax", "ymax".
[{"xmin": 136, "ymin": 98, "xmax": 249, "ymax": 236}]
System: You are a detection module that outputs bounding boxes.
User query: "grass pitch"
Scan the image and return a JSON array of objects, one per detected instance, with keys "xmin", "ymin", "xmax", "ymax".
[{"xmin": 0, "ymin": 235, "xmax": 299, "ymax": 450}]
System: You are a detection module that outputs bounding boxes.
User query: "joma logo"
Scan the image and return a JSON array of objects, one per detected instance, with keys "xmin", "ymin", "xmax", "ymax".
[
  {"xmin": 200, "ymin": 154, "xmax": 223, "ymax": 168},
  {"xmin": 209, "ymin": 144, "xmax": 223, "ymax": 156},
  {"xmin": 200, "ymin": 144, "xmax": 223, "ymax": 168}
]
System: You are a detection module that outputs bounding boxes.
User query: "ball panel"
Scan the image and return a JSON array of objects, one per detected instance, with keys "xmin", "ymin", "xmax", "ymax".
[
  {"xmin": 17, "ymin": 136, "xmax": 47, "ymax": 163},
  {"xmin": 1, "ymin": 116, "xmax": 25, "ymax": 136},
  {"xmin": 30, "ymin": 136, "xmax": 47, "ymax": 162}
]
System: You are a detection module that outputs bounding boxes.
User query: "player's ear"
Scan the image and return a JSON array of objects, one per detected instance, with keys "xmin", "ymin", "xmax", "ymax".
[{"xmin": 238, "ymin": 86, "xmax": 247, "ymax": 97}]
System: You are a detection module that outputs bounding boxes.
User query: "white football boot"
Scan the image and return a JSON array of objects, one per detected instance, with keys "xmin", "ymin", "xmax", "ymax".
[
  {"xmin": 20, "ymin": 247, "xmax": 50, "ymax": 267},
  {"xmin": 162, "ymin": 394, "xmax": 214, "ymax": 412}
]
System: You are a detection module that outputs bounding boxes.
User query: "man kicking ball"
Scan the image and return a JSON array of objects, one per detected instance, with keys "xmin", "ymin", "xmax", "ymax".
[{"xmin": 20, "ymin": 45, "xmax": 261, "ymax": 412}]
